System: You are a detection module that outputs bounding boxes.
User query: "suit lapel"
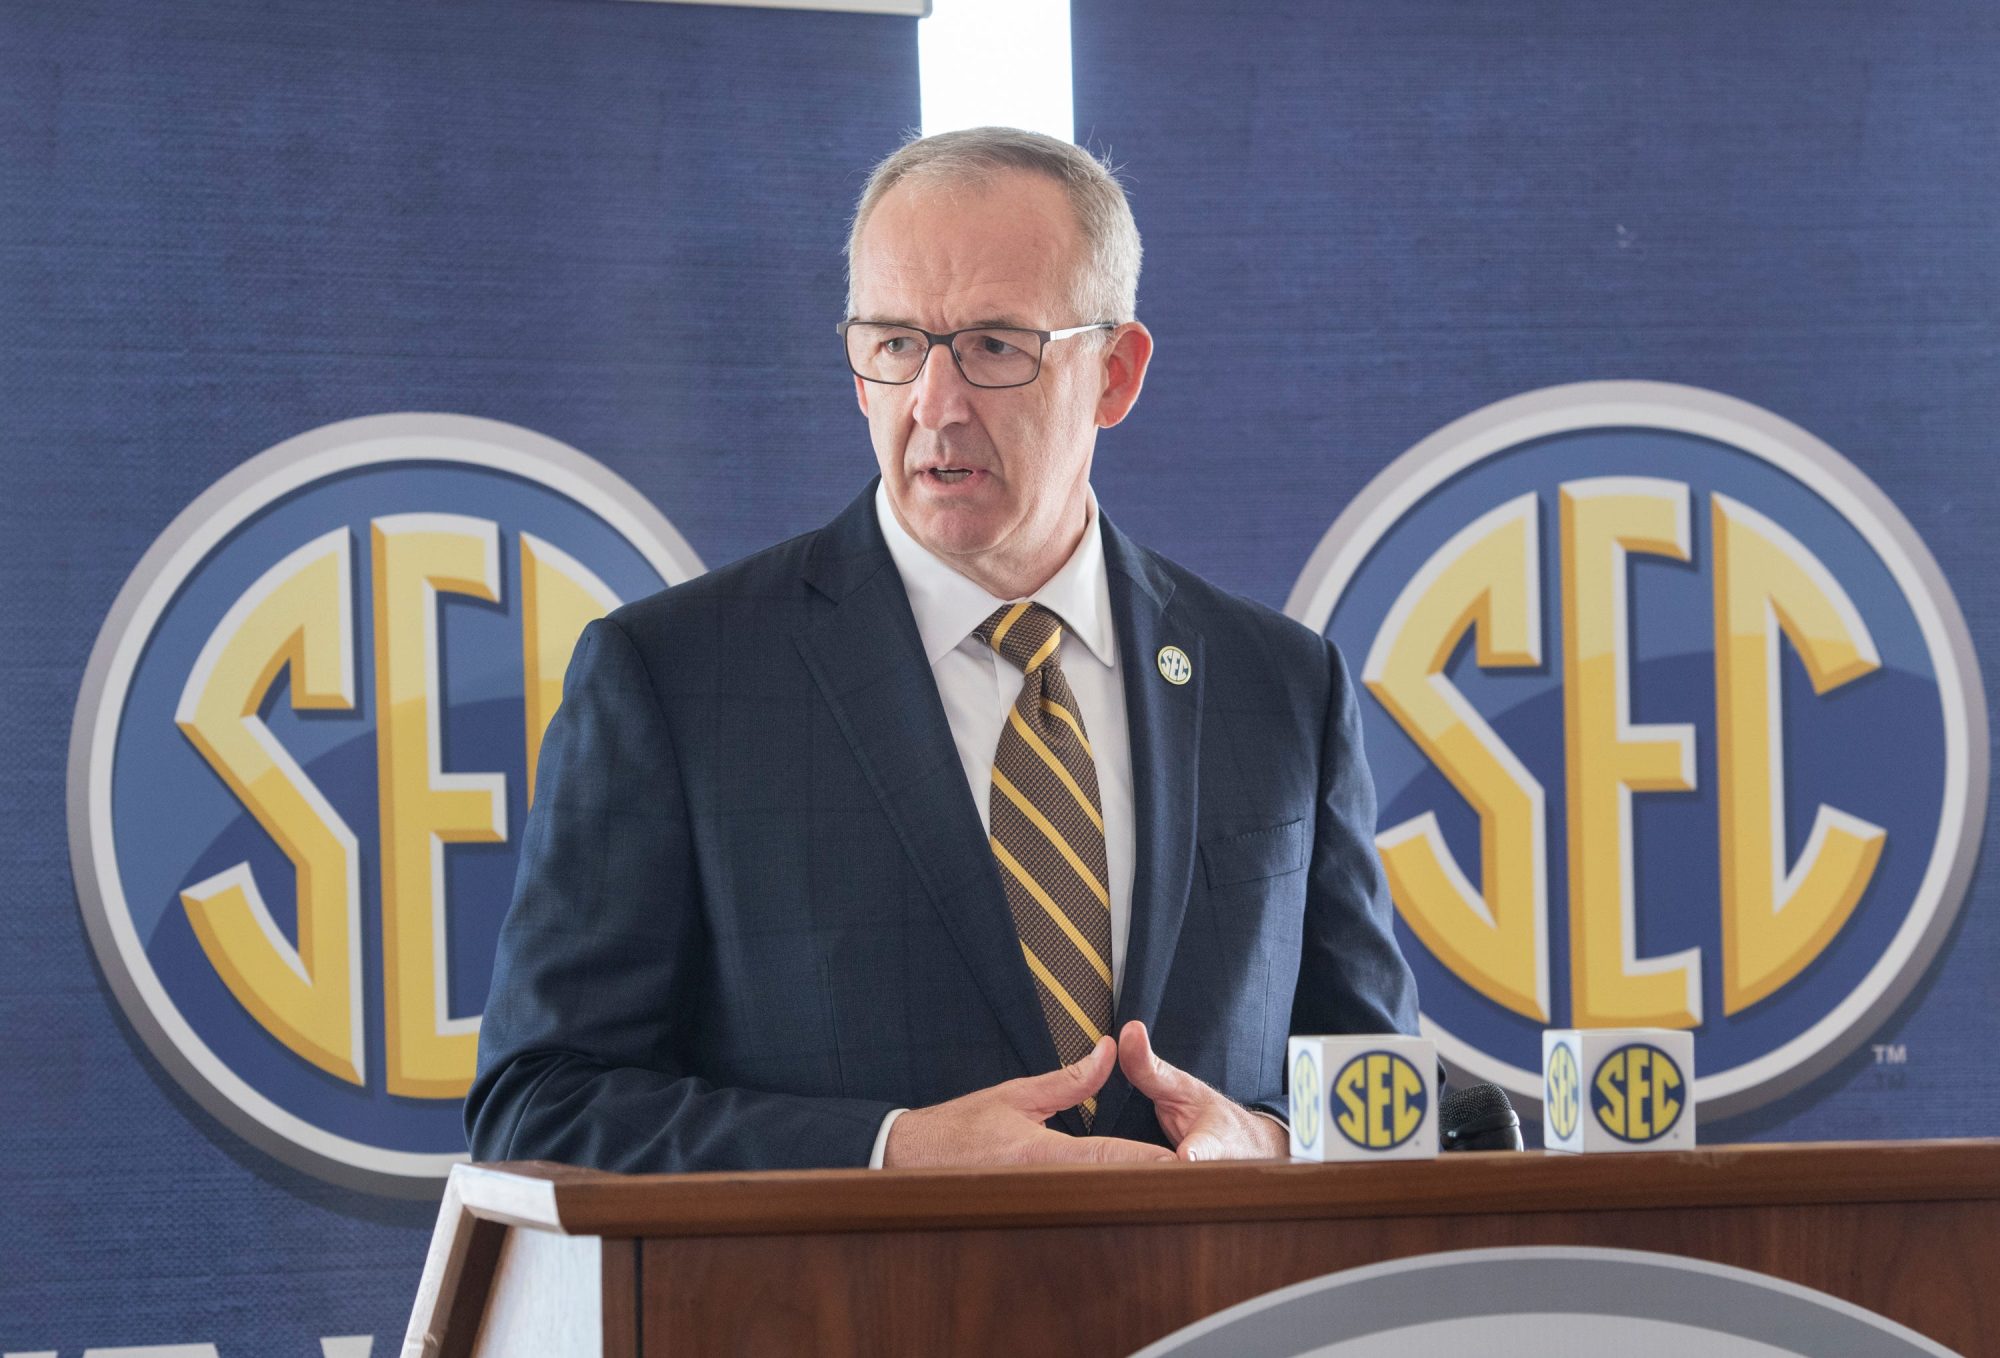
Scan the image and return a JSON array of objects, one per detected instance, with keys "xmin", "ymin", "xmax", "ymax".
[
  {"xmin": 794, "ymin": 487, "xmax": 1063, "ymax": 1093},
  {"xmin": 1093, "ymin": 517, "xmax": 1203, "ymax": 1138}
]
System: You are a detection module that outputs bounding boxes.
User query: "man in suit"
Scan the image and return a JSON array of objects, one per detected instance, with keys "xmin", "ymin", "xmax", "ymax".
[{"xmin": 467, "ymin": 128, "xmax": 1418, "ymax": 1172}]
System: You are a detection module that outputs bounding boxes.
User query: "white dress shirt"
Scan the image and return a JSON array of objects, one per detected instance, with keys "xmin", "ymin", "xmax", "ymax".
[{"xmin": 867, "ymin": 480, "xmax": 1137, "ymax": 1167}]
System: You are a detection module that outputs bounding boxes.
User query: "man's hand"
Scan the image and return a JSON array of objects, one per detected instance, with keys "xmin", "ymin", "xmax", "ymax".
[
  {"xmin": 883, "ymin": 1036, "xmax": 1177, "ymax": 1168},
  {"xmin": 1118, "ymin": 1020, "xmax": 1289, "ymax": 1161}
]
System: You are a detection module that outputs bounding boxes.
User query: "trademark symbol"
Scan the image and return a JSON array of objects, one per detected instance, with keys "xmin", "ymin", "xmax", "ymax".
[{"xmin": 1871, "ymin": 1043, "xmax": 1908, "ymax": 1065}]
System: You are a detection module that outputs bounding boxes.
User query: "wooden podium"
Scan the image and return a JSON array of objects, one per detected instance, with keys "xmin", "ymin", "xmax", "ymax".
[{"xmin": 404, "ymin": 1139, "xmax": 2000, "ymax": 1357}]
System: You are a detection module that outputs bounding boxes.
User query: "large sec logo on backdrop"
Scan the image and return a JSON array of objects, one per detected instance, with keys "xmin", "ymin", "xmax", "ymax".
[
  {"xmin": 67, "ymin": 414, "xmax": 703, "ymax": 1192},
  {"xmin": 1288, "ymin": 383, "xmax": 1985, "ymax": 1118}
]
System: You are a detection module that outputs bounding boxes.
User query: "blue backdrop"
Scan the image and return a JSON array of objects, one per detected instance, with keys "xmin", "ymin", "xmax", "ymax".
[
  {"xmin": 1072, "ymin": 0, "xmax": 1996, "ymax": 1143},
  {"xmin": 2, "ymin": 0, "xmax": 916, "ymax": 1349}
]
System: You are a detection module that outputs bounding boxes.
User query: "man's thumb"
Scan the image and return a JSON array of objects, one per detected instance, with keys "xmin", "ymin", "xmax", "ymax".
[{"xmin": 1014, "ymin": 1036, "xmax": 1115, "ymax": 1115}]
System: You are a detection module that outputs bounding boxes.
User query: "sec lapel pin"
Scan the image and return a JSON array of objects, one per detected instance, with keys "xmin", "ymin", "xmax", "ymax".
[{"xmin": 1157, "ymin": 645, "xmax": 1192, "ymax": 685}]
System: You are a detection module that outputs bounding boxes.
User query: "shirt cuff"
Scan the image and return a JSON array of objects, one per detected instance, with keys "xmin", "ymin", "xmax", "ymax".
[{"xmin": 869, "ymin": 1108, "xmax": 909, "ymax": 1169}]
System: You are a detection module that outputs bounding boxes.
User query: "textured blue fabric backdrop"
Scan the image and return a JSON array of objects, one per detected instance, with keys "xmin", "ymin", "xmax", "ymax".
[
  {"xmin": 0, "ymin": 0, "xmax": 917, "ymax": 1348},
  {"xmin": 1072, "ymin": 0, "xmax": 1996, "ymax": 1143}
]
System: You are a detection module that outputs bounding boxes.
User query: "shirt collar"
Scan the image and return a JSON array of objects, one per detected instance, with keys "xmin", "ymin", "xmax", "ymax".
[{"xmin": 875, "ymin": 479, "xmax": 1117, "ymax": 670}]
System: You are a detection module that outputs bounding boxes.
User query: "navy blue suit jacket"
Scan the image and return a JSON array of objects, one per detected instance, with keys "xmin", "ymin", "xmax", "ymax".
[{"xmin": 467, "ymin": 484, "xmax": 1418, "ymax": 1171}]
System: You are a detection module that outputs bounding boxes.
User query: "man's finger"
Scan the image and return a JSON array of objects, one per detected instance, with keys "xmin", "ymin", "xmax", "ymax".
[
  {"xmin": 1031, "ymin": 1132, "xmax": 1175, "ymax": 1164},
  {"xmin": 1009, "ymin": 1035, "xmax": 1116, "ymax": 1117},
  {"xmin": 1177, "ymin": 1130, "xmax": 1223, "ymax": 1162},
  {"xmin": 1117, "ymin": 1019, "xmax": 1199, "ymax": 1103}
]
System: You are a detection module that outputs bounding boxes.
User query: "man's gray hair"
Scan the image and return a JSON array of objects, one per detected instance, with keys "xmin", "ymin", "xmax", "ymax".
[{"xmin": 846, "ymin": 127, "xmax": 1143, "ymax": 325}]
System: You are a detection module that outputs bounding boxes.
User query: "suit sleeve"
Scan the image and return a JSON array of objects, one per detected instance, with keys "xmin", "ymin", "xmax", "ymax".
[
  {"xmin": 1247, "ymin": 636, "xmax": 1421, "ymax": 1121},
  {"xmin": 465, "ymin": 615, "xmax": 897, "ymax": 1172}
]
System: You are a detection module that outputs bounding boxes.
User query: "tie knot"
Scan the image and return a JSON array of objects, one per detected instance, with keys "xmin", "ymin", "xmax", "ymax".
[{"xmin": 977, "ymin": 602, "xmax": 1064, "ymax": 673}]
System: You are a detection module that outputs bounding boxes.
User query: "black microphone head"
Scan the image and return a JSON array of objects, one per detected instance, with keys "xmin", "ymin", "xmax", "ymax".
[{"xmin": 1440, "ymin": 1082, "xmax": 1523, "ymax": 1152}]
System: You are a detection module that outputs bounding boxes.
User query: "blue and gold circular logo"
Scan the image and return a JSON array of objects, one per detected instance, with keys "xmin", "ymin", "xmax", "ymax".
[
  {"xmin": 1291, "ymin": 1047, "xmax": 1322, "ymax": 1150},
  {"xmin": 68, "ymin": 414, "xmax": 702, "ymax": 1193},
  {"xmin": 1289, "ymin": 383, "xmax": 1986, "ymax": 1121},
  {"xmin": 1331, "ymin": 1049, "xmax": 1429, "ymax": 1150},
  {"xmin": 1545, "ymin": 1042, "xmax": 1581, "ymax": 1141},
  {"xmin": 1589, "ymin": 1044, "xmax": 1686, "ymax": 1143}
]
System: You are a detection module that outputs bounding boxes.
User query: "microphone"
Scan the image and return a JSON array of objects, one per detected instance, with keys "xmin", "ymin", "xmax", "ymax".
[{"xmin": 1440, "ymin": 1083, "xmax": 1523, "ymax": 1152}]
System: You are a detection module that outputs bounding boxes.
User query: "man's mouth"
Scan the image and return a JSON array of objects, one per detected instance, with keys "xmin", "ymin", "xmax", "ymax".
[{"xmin": 927, "ymin": 468, "xmax": 975, "ymax": 484}]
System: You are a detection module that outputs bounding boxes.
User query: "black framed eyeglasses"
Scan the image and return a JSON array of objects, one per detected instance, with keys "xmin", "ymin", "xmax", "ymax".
[{"xmin": 837, "ymin": 320, "xmax": 1116, "ymax": 389}]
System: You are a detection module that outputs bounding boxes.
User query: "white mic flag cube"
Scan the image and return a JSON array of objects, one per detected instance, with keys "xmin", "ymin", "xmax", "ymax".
[
  {"xmin": 1542, "ymin": 1028, "xmax": 1696, "ymax": 1153},
  {"xmin": 1287, "ymin": 1034, "xmax": 1438, "ymax": 1161}
]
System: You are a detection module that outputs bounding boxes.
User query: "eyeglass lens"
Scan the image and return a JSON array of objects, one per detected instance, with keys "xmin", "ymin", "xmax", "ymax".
[{"xmin": 845, "ymin": 324, "xmax": 1042, "ymax": 387}]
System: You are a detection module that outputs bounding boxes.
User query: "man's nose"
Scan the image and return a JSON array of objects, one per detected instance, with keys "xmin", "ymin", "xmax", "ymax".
[{"xmin": 909, "ymin": 339, "xmax": 974, "ymax": 430}]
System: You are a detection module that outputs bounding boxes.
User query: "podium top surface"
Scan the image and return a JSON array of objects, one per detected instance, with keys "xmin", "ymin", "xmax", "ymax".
[{"xmin": 454, "ymin": 1139, "xmax": 2000, "ymax": 1239}]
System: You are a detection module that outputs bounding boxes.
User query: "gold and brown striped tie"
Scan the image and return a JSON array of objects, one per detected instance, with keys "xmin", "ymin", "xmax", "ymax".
[{"xmin": 977, "ymin": 601, "xmax": 1114, "ymax": 1129}]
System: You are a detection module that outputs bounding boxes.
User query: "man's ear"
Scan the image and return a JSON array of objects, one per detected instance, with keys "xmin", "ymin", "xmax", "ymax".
[
  {"xmin": 1095, "ymin": 322, "xmax": 1154, "ymax": 429},
  {"xmin": 854, "ymin": 374, "xmax": 872, "ymax": 417}
]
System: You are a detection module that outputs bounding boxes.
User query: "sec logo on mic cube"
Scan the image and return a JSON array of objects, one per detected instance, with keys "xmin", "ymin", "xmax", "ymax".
[
  {"xmin": 1542, "ymin": 1028, "xmax": 1696, "ymax": 1153},
  {"xmin": 1288, "ymin": 1035, "xmax": 1438, "ymax": 1161}
]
